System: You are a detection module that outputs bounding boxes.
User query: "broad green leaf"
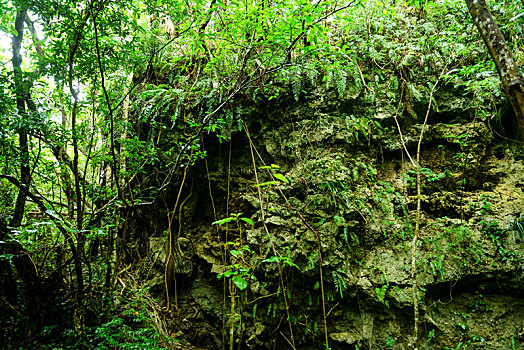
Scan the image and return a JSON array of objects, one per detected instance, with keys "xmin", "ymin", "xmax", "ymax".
[
  {"xmin": 240, "ymin": 217, "xmax": 254, "ymax": 225},
  {"xmin": 262, "ymin": 256, "xmax": 280, "ymax": 263},
  {"xmin": 281, "ymin": 257, "xmax": 299, "ymax": 268},
  {"xmin": 232, "ymin": 275, "xmax": 248, "ymax": 290},
  {"xmin": 253, "ymin": 181, "xmax": 279, "ymax": 188},
  {"xmin": 273, "ymin": 173, "xmax": 289, "ymax": 184},
  {"xmin": 212, "ymin": 217, "xmax": 236, "ymax": 225},
  {"xmin": 224, "ymin": 270, "xmax": 236, "ymax": 277}
]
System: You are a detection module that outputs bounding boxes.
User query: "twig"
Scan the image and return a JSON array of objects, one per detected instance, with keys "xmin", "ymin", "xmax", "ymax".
[
  {"xmin": 392, "ymin": 87, "xmax": 417, "ymax": 167},
  {"xmin": 411, "ymin": 66, "xmax": 447, "ymax": 349},
  {"xmin": 355, "ymin": 60, "xmax": 374, "ymax": 92},
  {"xmin": 280, "ymin": 331, "xmax": 297, "ymax": 350}
]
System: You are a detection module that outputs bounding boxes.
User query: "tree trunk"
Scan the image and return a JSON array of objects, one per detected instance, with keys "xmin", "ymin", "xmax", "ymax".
[
  {"xmin": 11, "ymin": 9, "xmax": 30, "ymax": 227},
  {"xmin": 8, "ymin": 8, "xmax": 47, "ymax": 330},
  {"xmin": 465, "ymin": 0, "xmax": 524, "ymax": 140}
]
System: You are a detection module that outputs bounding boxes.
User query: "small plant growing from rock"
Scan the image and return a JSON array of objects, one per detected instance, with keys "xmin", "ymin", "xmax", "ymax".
[
  {"xmin": 213, "ymin": 213, "xmax": 255, "ymax": 350},
  {"xmin": 467, "ymin": 291, "xmax": 490, "ymax": 312}
]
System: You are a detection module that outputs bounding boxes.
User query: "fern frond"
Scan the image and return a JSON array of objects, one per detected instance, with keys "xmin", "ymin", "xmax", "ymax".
[{"xmin": 334, "ymin": 67, "xmax": 347, "ymax": 96}]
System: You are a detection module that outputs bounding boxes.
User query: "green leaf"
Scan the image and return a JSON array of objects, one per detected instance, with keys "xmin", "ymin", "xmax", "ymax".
[
  {"xmin": 232, "ymin": 275, "xmax": 248, "ymax": 290},
  {"xmin": 230, "ymin": 250, "xmax": 242, "ymax": 257},
  {"xmin": 253, "ymin": 181, "xmax": 279, "ymax": 188},
  {"xmin": 280, "ymin": 257, "xmax": 299, "ymax": 268},
  {"xmin": 273, "ymin": 173, "xmax": 289, "ymax": 184},
  {"xmin": 224, "ymin": 270, "xmax": 236, "ymax": 277},
  {"xmin": 240, "ymin": 217, "xmax": 254, "ymax": 225},
  {"xmin": 262, "ymin": 256, "xmax": 280, "ymax": 263},
  {"xmin": 212, "ymin": 217, "xmax": 236, "ymax": 225}
]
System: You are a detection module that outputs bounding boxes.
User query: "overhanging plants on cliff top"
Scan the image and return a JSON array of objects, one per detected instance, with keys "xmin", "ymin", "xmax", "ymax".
[{"xmin": 137, "ymin": 0, "xmax": 523, "ymax": 135}]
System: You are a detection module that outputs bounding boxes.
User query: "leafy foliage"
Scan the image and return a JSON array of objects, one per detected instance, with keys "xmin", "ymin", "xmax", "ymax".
[{"xmin": 1, "ymin": 0, "xmax": 523, "ymax": 347}]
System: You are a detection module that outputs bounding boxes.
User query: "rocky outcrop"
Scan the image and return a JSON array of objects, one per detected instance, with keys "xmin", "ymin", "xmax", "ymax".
[{"xmin": 149, "ymin": 86, "xmax": 524, "ymax": 349}]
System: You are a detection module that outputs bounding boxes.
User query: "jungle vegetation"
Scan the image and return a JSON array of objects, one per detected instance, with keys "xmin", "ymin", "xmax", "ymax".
[{"xmin": 0, "ymin": 0, "xmax": 523, "ymax": 348}]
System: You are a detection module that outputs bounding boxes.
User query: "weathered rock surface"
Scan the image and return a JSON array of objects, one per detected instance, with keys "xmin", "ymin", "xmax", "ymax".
[{"xmin": 149, "ymin": 86, "xmax": 524, "ymax": 349}]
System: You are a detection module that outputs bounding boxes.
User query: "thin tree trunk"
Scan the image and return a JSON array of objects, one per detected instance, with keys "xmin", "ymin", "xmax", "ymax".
[
  {"xmin": 67, "ymin": 22, "xmax": 86, "ymax": 335},
  {"xmin": 465, "ymin": 0, "xmax": 524, "ymax": 140},
  {"xmin": 120, "ymin": 72, "xmax": 133, "ymax": 184},
  {"xmin": 7, "ymin": 9, "xmax": 47, "ymax": 331},
  {"xmin": 11, "ymin": 9, "xmax": 29, "ymax": 227}
]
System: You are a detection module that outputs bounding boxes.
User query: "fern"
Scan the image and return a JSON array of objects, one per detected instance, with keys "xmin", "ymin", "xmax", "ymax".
[
  {"xmin": 222, "ymin": 108, "xmax": 234, "ymax": 140},
  {"xmin": 305, "ymin": 63, "xmax": 319, "ymax": 87},
  {"xmin": 290, "ymin": 67, "xmax": 302, "ymax": 102},
  {"xmin": 334, "ymin": 67, "xmax": 347, "ymax": 96},
  {"xmin": 171, "ymin": 89, "xmax": 185, "ymax": 128},
  {"xmin": 325, "ymin": 69, "xmax": 334, "ymax": 90},
  {"xmin": 332, "ymin": 270, "xmax": 348, "ymax": 298},
  {"xmin": 236, "ymin": 105, "xmax": 244, "ymax": 132}
]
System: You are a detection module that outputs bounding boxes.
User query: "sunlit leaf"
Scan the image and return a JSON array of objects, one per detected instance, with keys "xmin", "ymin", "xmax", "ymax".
[{"xmin": 232, "ymin": 275, "xmax": 248, "ymax": 290}]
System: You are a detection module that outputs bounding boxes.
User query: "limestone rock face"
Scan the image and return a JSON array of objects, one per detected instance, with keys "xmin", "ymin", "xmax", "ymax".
[{"xmin": 149, "ymin": 82, "xmax": 524, "ymax": 349}]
